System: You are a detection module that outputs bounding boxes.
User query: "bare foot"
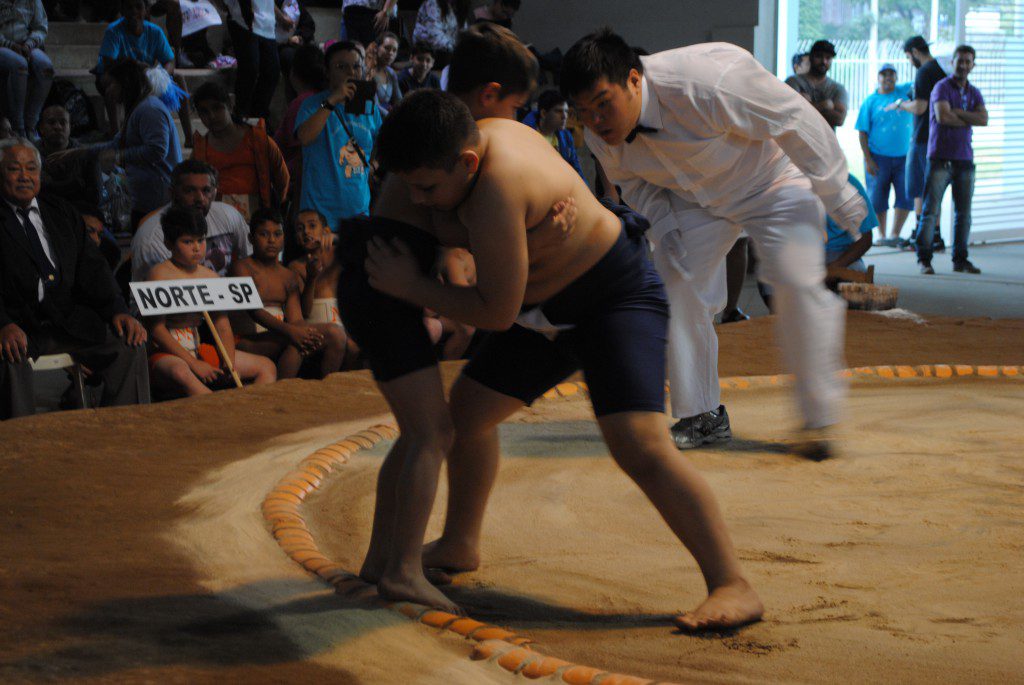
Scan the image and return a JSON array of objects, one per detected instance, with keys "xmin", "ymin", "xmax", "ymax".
[
  {"xmin": 422, "ymin": 538, "xmax": 480, "ymax": 573},
  {"xmin": 361, "ymin": 562, "xmax": 452, "ymax": 586},
  {"xmin": 673, "ymin": 579, "xmax": 764, "ymax": 633},
  {"xmin": 378, "ymin": 571, "xmax": 462, "ymax": 614}
]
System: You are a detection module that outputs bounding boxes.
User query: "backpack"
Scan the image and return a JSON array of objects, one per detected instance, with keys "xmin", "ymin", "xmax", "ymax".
[{"xmin": 44, "ymin": 79, "xmax": 99, "ymax": 138}]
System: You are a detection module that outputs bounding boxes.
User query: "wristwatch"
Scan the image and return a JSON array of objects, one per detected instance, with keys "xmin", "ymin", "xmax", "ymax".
[{"xmin": 320, "ymin": 100, "xmax": 336, "ymax": 112}]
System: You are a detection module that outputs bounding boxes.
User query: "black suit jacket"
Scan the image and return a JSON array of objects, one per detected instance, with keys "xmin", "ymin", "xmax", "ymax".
[{"xmin": 0, "ymin": 193, "xmax": 128, "ymax": 357}]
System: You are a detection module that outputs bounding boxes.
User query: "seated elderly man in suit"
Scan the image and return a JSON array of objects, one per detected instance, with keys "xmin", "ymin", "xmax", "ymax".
[{"xmin": 0, "ymin": 138, "xmax": 149, "ymax": 420}]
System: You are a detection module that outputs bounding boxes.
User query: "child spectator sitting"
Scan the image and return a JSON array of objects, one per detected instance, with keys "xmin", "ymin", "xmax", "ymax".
[
  {"xmin": 824, "ymin": 174, "xmax": 876, "ymax": 286},
  {"xmin": 145, "ymin": 206, "xmax": 276, "ymax": 396},
  {"xmin": 230, "ymin": 209, "xmax": 348, "ymax": 378},
  {"xmin": 397, "ymin": 42, "xmax": 441, "ymax": 93},
  {"xmin": 190, "ymin": 81, "xmax": 290, "ymax": 221}
]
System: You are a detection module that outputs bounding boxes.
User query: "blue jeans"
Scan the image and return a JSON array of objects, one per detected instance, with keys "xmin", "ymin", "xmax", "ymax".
[
  {"xmin": 0, "ymin": 47, "xmax": 54, "ymax": 136},
  {"xmin": 905, "ymin": 141, "xmax": 929, "ymax": 200},
  {"xmin": 916, "ymin": 159, "xmax": 975, "ymax": 266},
  {"xmin": 867, "ymin": 153, "xmax": 912, "ymax": 214}
]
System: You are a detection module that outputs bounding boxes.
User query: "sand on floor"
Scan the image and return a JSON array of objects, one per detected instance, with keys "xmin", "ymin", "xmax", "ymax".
[{"xmin": 1, "ymin": 312, "xmax": 1022, "ymax": 683}]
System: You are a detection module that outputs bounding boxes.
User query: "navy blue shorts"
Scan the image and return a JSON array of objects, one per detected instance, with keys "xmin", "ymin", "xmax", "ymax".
[
  {"xmin": 462, "ymin": 223, "xmax": 669, "ymax": 416},
  {"xmin": 336, "ymin": 216, "xmax": 439, "ymax": 382}
]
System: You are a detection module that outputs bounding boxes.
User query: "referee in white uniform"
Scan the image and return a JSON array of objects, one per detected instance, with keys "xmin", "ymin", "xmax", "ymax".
[{"xmin": 562, "ymin": 30, "xmax": 869, "ymax": 458}]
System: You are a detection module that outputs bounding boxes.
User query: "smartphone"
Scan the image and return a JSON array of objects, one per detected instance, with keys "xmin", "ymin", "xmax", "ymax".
[{"xmin": 345, "ymin": 79, "xmax": 376, "ymax": 115}]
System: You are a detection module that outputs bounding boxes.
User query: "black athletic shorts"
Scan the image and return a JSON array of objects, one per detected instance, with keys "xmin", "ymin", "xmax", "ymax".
[
  {"xmin": 462, "ymin": 216, "xmax": 670, "ymax": 417},
  {"xmin": 336, "ymin": 215, "xmax": 440, "ymax": 382}
]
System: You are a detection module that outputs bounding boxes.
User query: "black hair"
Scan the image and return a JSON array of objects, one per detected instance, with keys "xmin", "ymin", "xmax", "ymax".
[
  {"xmin": 447, "ymin": 23, "xmax": 538, "ymax": 97},
  {"xmin": 411, "ymin": 41, "xmax": 435, "ymax": 58},
  {"xmin": 536, "ymin": 88, "xmax": 566, "ymax": 113},
  {"xmin": 296, "ymin": 208, "xmax": 330, "ymax": 229},
  {"xmin": 792, "ymin": 51, "xmax": 808, "ymax": 68},
  {"xmin": 104, "ymin": 59, "xmax": 152, "ymax": 144},
  {"xmin": 249, "ymin": 207, "xmax": 284, "ymax": 234},
  {"xmin": 497, "ymin": 0, "xmax": 520, "ymax": 8},
  {"xmin": 162, "ymin": 206, "xmax": 208, "ymax": 243},
  {"xmin": 171, "ymin": 158, "xmax": 219, "ymax": 189},
  {"xmin": 560, "ymin": 27, "xmax": 644, "ymax": 98},
  {"xmin": 380, "ymin": 31, "xmax": 400, "ymax": 44},
  {"xmin": 954, "ymin": 44, "xmax": 976, "ymax": 59},
  {"xmin": 290, "ymin": 44, "xmax": 328, "ymax": 91},
  {"xmin": 120, "ymin": 0, "xmax": 144, "ymax": 9},
  {"xmin": 377, "ymin": 90, "xmax": 479, "ymax": 173},
  {"xmin": 191, "ymin": 81, "xmax": 232, "ymax": 109},
  {"xmin": 325, "ymin": 40, "xmax": 362, "ymax": 67}
]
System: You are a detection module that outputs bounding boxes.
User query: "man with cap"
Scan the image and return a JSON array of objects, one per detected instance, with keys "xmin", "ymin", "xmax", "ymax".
[
  {"xmin": 855, "ymin": 63, "xmax": 914, "ymax": 246},
  {"xmin": 785, "ymin": 40, "xmax": 848, "ymax": 129},
  {"xmin": 894, "ymin": 35, "xmax": 947, "ymax": 251}
]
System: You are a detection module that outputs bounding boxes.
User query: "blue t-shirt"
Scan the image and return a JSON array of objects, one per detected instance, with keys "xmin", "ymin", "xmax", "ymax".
[
  {"xmin": 854, "ymin": 83, "xmax": 914, "ymax": 158},
  {"xmin": 295, "ymin": 91, "xmax": 383, "ymax": 230},
  {"xmin": 96, "ymin": 19, "xmax": 175, "ymax": 73},
  {"xmin": 826, "ymin": 174, "xmax": 878, "ymax": 252}
]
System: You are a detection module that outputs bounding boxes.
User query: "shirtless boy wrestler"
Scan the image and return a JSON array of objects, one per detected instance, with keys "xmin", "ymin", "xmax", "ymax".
[
  {"xmin": 342, "ymin": 90, "xmax": 763, "ymax": 632},
  {"xmin": 231, "ymin": 209, "xmax": 348, "ymax": 379},
  {"xmin": 146, "ymin": 207, "xmax": 276, "ymax": 396}
]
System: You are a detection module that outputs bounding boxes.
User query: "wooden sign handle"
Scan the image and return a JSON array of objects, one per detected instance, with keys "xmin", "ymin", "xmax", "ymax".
[{"xmin": 202, "ymin": 311, "xmax": 243, "ymax": 389}]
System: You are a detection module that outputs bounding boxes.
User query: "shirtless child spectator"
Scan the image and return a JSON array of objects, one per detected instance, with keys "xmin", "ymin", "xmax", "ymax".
[
  {"xmin": 231, "ymin": 209, "xmax": 348, "ymax": 379},
  {"xmin": 342, "ymin": 90, "xmax": 763, "ymax": 631},
  {"xmin": 145, "ymin": 207, "xmax": 277, "ymax": 396}
]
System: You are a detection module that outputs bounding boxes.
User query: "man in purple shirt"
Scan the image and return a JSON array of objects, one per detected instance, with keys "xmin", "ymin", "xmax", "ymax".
[{"xmin": 916, "ymin": 45, "xmax": 988, "ymax": 274}]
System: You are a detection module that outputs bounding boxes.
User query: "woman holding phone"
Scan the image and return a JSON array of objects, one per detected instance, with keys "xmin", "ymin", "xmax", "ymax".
[{"xmin": 294, "ymin": 41, "xmax": 382, "ymax": 232}]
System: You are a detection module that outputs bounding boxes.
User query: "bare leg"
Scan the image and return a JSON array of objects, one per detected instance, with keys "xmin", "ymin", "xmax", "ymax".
[
  {"xmin": 313, "ymin": 324, "xmax": 346, "ymax": 377},
  {"xmin": 892, "ymin": 207, "xmax": 910, "ymax": 239},
  {"xmin": 151, "ymin": 356, "xmax": 211, "ymax": 396},
  {"xmin": 236, "ymin": 333, "xmax": 299, "ymax": 378},
  {"xmin": 597, "ymin": 411, "xmax": 762, "ymax": 632},
  {"xmin": 233, "ymin": 349, "xmax": 277, "ymax": 384},
  {"xmin": 359, "ymin": 366, "xmax": 459, "ymax": 611},
  {"xmin": 876, "ymin": 211, "xmax": 888, "ymax": 242},
  {"xmin": 423, "ymin": 376, "xmax": 524, "ymax": 572}
]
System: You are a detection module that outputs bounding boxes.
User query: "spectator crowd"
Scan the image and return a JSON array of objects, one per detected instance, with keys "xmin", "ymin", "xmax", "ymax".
[{"xmin": 0, "ymin": 0, "xmax": 992, "ymax": 419}]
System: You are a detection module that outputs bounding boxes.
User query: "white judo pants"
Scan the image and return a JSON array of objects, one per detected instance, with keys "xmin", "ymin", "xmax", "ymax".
[{"xmin": 649, "ymin": 173, "xmax": 847, "ymax": 429}]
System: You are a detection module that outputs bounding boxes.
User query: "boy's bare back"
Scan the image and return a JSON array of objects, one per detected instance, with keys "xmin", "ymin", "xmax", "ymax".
[{"xmin": 456, "ymin": 119, "xmax": 620, "ymax": 305}]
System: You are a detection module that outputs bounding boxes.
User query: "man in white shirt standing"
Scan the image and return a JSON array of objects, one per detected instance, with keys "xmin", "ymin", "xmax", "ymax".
[{"xmin": 562, "ymin": 30, "xmax": 869, "ymax": 459}]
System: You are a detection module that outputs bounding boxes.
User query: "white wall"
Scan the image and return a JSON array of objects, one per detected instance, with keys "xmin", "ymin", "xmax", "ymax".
[{"xmin": 511, "ymin": 0, "xmax": 761, "ymax": 54}]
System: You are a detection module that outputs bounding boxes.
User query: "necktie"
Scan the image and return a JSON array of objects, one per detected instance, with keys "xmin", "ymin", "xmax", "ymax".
[
  {"xmin": 625, "ymin": 123, "xmax": 658, "ymax": 144},
  {"xmin": 17, "ymin": 207, "xmax": 59, "ymax": 286}
]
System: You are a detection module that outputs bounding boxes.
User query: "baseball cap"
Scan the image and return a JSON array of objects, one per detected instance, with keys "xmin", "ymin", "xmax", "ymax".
[
  {"xmin": 903, "ymin": 35, "xmax": 929, "ymax": 52},
  {"xmin": 878, "ymin": 62, "xmax": 897, "ymax": 73},
  {"xmin": 810, "ymin": 40, "xmax": 836, "ymax": 56}
]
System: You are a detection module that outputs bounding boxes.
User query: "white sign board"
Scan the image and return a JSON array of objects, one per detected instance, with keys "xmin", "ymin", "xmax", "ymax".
[
  {"xmin": 181, "ymin": 0, "xmax": 222, "ymax": 37},
  {"xmin": 131, "ymin": 278, "xmax": 264, "ymax": 316}
]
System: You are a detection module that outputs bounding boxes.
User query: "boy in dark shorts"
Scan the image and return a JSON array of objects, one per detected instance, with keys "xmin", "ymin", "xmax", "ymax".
[{"xmin": 340, "ymin": 90, "xmax": 763, "ymax": 632}]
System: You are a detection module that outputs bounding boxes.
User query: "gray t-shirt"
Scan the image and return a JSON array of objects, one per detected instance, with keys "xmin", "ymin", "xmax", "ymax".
[
  {"xmin": 785, "ymin": 74, "xmax": 849, "ymax": 127},
  {"xmin": 131, "ymin": 201, "xmax": 253, "ymax": 282}
]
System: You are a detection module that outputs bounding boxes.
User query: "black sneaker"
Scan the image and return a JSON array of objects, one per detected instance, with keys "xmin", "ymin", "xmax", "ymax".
[
  {"xmin": 933, "ymin": 237, "xmax": 946, "ymax": 253},
  {"xmin": 671, "ymin": 405, "xmax": 732, "ymax": 449},
  {"xmin": 919, "ymin": 262, "xmax": 935, "ymax": 275},
  {"xmin": 720, "ymin": 308, "xmax": 750, "ymax": 324},
  {"xmin": 953, "ymin": 260, "xmax": 981, "ymax": 274}
]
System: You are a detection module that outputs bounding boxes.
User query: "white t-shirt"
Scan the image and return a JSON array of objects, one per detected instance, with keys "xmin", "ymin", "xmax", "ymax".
[
  {"xmin": 223, "ymin": 0, "xmax": 276, "ymax": 40},
  {"xmin": 131, "ymin": 201, "xmax": 253, "ymax": 282}
]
